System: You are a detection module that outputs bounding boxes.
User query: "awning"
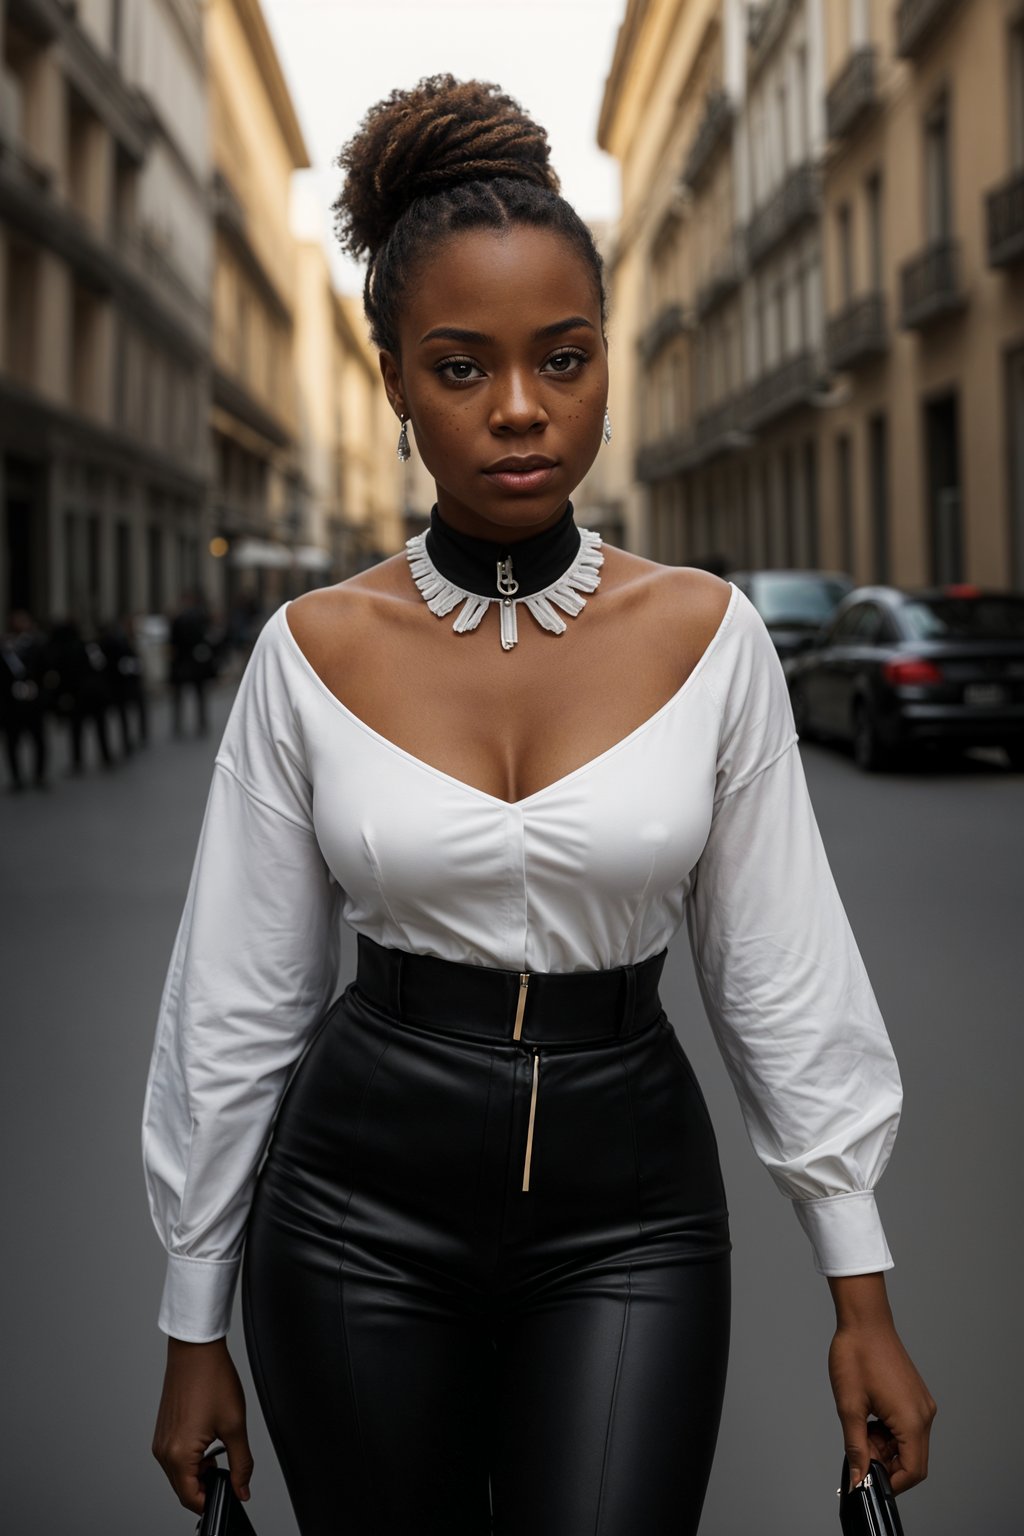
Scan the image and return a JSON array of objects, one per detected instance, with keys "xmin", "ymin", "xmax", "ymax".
[
  {"xmin": 293, "ymin": 544, "xmax": 333, "ymax": 570},
  {"xmin": 228, "ymin": 538, "xmax": 292, "ymax": 569}
]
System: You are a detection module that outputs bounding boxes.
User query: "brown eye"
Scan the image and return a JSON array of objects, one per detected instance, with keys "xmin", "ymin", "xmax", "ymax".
[
  {"xmin": 543, "ymin": 349, "xmax": 588, "ymax": 375},
  {"xmin": 434, "ymin": 357, "xmax": 484, "ymax": 383}
]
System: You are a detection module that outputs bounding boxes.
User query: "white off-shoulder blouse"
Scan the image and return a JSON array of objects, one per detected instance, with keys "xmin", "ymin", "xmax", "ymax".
[{"xmin": 141, "ymin": 581, "xmax": 902, "ymax": 1342}]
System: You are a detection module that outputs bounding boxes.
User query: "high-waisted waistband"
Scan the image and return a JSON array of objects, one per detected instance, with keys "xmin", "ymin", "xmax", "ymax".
[{"xmin": 354, "ymin": 933, "xmax": 668, "ymax": 1046}]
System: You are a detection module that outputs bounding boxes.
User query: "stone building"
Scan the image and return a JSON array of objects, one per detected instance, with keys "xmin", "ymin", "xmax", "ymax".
[
  {"xmin": 598, "ymin": 0, "xmax": 1024, "ymax": 588},
  {"xmin": 0, "ymin": 0, "xmax": 211, "ymax": 625}
]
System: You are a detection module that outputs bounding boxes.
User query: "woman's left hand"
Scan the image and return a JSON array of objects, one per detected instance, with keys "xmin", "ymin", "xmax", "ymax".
[{"xmin": 827, "ymin": 1273, "xmax": 937, "ymax": 1495}]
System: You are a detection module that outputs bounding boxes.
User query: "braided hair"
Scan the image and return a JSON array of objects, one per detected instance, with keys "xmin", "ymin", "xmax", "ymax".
[{"xmin": 332, "ymin": 74, "xmax": 608, "ymax": 355}]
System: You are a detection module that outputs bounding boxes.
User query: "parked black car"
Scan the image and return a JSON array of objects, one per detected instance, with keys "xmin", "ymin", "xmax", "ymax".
[
  {"xmin": 727, "ymin": 568, "xmax": 854, "ymax": 661},
  {"xmin": 785, "ymin": 584, "xmax": 1024, "ymax": 771}
]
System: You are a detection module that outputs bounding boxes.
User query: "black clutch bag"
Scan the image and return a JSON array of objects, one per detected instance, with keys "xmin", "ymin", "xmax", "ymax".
[
  {"xmin": 195, "ymin": 1444, "xmax": 257, "ymax": 1536},
  {"xmin": 839, "ymin": 1456, "xmax": 905, "ymax": 1536}
]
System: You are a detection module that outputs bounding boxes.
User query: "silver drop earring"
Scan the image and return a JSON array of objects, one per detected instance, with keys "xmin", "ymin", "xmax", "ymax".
[
  {"xmin": 602, "ymin": 407, "xmax": 612, "ymax": 445},
  {"xmin": 396, "ymin": 414, "xmax": 411, "ymax": 462}
]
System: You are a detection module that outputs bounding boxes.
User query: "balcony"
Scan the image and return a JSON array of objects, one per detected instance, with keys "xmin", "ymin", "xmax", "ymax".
[
  {"xmin": 896, "ymin": 0, "xmax": 961, "ymax": 59},
  {"xmin": 682, "ymin": 88, "xmax": 734, "ymax": 192},
  {"xmin": 986, "ymin": 169, "xmax": 1024, "ymax": 268},
  {"xmin": 899, "ymin": 237, "xmax": 965, "ymax": 328},
  {"xmin": 7, "ymin": 0, "xmax": 69, "ymax": 42},
  {"xmin": 826, "ymin": 48, "xmax": 877, "ymax": 141},
  {"xmin": 825, "ymin": 293, "xmax": 888, "ymax": 371},
  {"xmin": 695, "ymin": 238, "xmax": 744, "ymax": 321},
  {"xmin": 637, "ymin": 302, "xmax": 690, "ymax": 366},
  {"xmin": 742, "ymin": 350, "xmax": 819, "ymax": 431},
  {"xmin": 746, "ymin": 162, "xmax": 820, "ymax": 268},
  {"xmin": 747, "ymin": 0, "xmax": 799, "ymax": 75},
  {"xmin": 635, "ymin": 428, "xmax": 695, "ymax": 483},
  {"xmin": 694, "ymin": 395, "xmax": 748, "ymax": 462}
]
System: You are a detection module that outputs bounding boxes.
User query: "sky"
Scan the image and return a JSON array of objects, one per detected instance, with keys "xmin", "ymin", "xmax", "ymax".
[{"xmin": 261, "ymin": 0, "xmax": 627, "ymax": 296}]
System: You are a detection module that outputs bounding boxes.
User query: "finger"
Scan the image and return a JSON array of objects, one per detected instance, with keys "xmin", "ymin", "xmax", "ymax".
[
  {"xmin": 888, "ymin": 1429, "xmax": 930, "ymax": 1494},
  {"xmin": 839, "ymin": 1410, "xmax": 871, "ymax": 1492},
  {"xmin": 222, "ymin": 1424, "xmax": 255, "ymax": 1502}
]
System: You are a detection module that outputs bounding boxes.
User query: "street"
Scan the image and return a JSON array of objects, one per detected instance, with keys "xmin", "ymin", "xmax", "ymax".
[{"xmin": 1, "ymin": 673, "xmax": 1019, "ymax": 1535}]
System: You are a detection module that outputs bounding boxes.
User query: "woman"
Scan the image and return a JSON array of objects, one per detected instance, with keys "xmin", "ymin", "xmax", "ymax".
[{"xmin": 144, "ymin": 75, "xmax": 935, "ymax": 1535}]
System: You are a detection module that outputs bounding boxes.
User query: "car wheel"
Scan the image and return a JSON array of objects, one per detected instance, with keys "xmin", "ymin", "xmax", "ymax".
[
  {"xmin": 1004, "ymin": 743, "xmax": 1024, "ymax": 772},
  {"xmin": 852, "ymin": 698, "xmax": 892, "ymax": 772},
  {"xmin": 789, "ymin": 681, "xmax": 813, "ymax": 739}
]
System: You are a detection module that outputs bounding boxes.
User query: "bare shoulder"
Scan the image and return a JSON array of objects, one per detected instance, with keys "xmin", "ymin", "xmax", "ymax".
[
  {"xmin": 601, "ymin": 546, "xmax": 733, "ymax": 649},
  {"xmin": 283, "ymin": 553, "xmax": 415, "ymax": 671}
]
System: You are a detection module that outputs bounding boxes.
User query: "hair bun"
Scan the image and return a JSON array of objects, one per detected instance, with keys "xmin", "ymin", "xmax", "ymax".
[{"xmin": 333, "ymin": 73, "xmax": 560, "ymax": 260}]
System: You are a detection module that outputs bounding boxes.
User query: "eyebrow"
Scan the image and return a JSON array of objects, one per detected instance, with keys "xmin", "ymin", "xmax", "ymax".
[{"xmin": 419, "ymin": 316, "xmax": 596, "ymax": 345}]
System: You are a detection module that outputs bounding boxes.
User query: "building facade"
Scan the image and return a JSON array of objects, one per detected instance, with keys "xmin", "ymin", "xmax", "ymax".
[
  {"xmin": 599, "ymin": 0, "xmax": 1024, "ymax": 589},
  {"xmin": 1, "ymin": 0, "xmax": 211, "ymax": 626}
]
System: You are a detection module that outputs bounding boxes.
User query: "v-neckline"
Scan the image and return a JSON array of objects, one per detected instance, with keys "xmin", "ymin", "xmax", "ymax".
[{"xmin": 277, "ymin": 582, "xmax": 739, "ymax": 810}]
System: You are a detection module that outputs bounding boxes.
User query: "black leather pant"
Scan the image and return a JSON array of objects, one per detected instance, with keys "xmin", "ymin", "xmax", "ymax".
[{"xmin": 242, "ymin": 937, "xmax": 732, "ymax": 1535}]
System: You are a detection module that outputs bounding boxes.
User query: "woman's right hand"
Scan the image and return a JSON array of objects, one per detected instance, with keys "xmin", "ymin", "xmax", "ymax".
[{"xmin": 152, "ymin": 1336, "xmax": 254, "ymax": 1515}]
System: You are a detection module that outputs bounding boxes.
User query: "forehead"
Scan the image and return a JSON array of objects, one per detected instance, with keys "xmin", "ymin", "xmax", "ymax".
[{"xmin": 402, "ymin": 225, "xmax": 601, "ymax": 341}]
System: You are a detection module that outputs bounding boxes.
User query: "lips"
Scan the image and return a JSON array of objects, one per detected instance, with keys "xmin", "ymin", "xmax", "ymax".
[
  {"xmin": 481, "ymin": 455, "xmax": 559, "ymax": 495},
  {"xmin": 483, "ymin": 455, "xmax": 558, "ymax": 473}
]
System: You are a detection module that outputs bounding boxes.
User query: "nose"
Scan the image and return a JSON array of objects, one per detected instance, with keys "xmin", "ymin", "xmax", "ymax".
[{"xmin": 488, "ymin": 366, "xmax": 549, "ymax": 434}]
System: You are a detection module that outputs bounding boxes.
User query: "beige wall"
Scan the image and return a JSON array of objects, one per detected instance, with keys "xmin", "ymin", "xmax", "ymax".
[{"xmin": 823, "ymin": 0, "xmax": 1024, "ymax": 587}]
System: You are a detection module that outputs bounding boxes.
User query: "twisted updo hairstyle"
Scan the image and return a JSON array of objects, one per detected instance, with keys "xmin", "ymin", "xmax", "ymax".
[{"xmin": 332, "ymin": 74, "xmax": 608, "ymax": 356}]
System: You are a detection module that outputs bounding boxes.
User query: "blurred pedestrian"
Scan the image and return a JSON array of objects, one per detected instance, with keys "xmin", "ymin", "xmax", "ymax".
[
  {"xmin": 1, "ymin": 608, "xmax": 50, "ymax": 792},
  {"xmin": 168, "ymin": 590, "xmax": 219, "ymax": 738},
  {"xmin": 47, "ymin": 616, "xmax": 116, "ymax": 775},
  {"xmin": 99, "ymin": 612, "xmax": 149, "ymax": 755}
]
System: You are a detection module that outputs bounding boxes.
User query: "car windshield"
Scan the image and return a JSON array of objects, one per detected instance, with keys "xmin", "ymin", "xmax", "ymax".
[
  {"xmin": 750, "ymin": 575, "xmax": 851, "ymax": 626},
  {"xmin": 902, "ymin": 596, "xmax": 1024, "ymax": 640}
]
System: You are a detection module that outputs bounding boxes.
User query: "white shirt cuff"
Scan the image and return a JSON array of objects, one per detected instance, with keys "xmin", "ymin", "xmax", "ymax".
[
  {"xmin": 158, "ymin": 1254, "xmax": 241, "ymax": 1342},
  {"xmin": 792, "ymin": 1190, "xmax": 894, "ymax": 1275}
]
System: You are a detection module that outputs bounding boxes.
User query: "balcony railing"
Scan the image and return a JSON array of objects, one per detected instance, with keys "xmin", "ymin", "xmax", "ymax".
[
  {"xmin": 895, "ymin": 0, "xmax": 961, "ymax": 59},
  {"xmin": 695, "ymin": 238, "xmax": 744, "ymax": 321},
  {"xmin": 682, "ymin": 88, "xmax": 734, "ymax": 192},
  {"xmin": 825, "ymin": 292, "xmax": 888, "ymax": 371},
  {"xmin": 747, "ymin": 0, "xmax": 799, "ymax": 74},
  {"xmin": 742, "ymin": 350, "xmax": 819, "ymax": 431},
  {"xmin": 694, "ymin": 395, "xmax": 747, "ymax": 461},
  {"xmin": 635, "ymin": 428, "xmax": 695, "ymax": 483},
  {"xmin": 899, "ymin": 237, "xmax": 965, "ymax": 328},
  {"xmin": 826, "ymin": 47, "xmax": 877, "ymax": 141},
  {"xmin": 637, "ymin": 302, "xmax": 689, "ymax": 365},
  {"xmin": 746, "ymin": 162, "xmax": 820, "ymax": 268},
  {"xmin": 986, "ymin": 169, "xmax": 1024, "ymax": 268},
  {"xmin": 7, "ymin": 0, "xmax": 68, "ymax": 42}
]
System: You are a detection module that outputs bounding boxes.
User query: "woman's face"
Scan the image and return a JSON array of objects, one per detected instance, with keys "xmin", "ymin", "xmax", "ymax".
[{"xmin": 380, "ymin": 224, "xmax": 609, "ymax": 540}]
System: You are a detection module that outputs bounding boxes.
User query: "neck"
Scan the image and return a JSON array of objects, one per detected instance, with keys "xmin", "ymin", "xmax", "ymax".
[{"xmin": 426, "ymin": 500, "xmax": 580, "ymax": 600}]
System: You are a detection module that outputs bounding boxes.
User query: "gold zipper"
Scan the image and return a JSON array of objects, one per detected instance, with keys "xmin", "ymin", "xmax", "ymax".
[
  {"xmin": 512, "ymin": 972, "xmax": 530, "ymax": 1040},
  {"xmin": 522, "ymin": 1050, "xmax": 539, "ymax": 1191}
]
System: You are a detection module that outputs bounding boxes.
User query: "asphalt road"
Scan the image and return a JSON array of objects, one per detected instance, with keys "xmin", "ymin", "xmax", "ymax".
[{"xmin": 1, "ymin": 674, "xmax": 1019, "ymax": 1534}]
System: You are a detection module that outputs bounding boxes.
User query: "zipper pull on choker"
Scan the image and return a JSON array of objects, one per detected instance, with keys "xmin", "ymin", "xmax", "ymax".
[
  {"xmin": 496, "ymin": 555, "xmax": 519, "ymax": 597},
  {"xmin": 496, "ymin": 554, "xmax": 520, "ymax": 650}
]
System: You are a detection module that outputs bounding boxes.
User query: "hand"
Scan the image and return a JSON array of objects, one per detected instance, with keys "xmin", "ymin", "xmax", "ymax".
[
  {"xmin": 152, "ymin": 1336, "xmax": 254, "ymax": 1515},
  {"xmin": 827, "ymin": 1275, "xmax": 937, "ymax": 1495}
]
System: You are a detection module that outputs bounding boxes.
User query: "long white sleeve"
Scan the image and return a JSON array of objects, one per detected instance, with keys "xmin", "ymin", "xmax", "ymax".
[
  {"xmin": 141, "ymin": 618, "xmax": 343, "ymax": 1341},
  {"xmin": 686, "ymin": 597, "xmax": 902, "ymax": 1275}
]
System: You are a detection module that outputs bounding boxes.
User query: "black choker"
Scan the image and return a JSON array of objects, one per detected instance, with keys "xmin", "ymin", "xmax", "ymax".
[{"xmin": 405, "ymin": 502, "xmax": 604, "ymax": 651}]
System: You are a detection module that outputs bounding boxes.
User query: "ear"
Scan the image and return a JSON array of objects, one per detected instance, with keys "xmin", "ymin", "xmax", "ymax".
[{"xmin": 378, "ymin": 350, "xmax": 405, "ymax": 416}]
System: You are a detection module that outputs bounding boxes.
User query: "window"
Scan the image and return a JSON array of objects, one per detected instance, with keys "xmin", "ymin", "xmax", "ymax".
[
  {"xmin": 868, "ymin": 413, "xmax": 889, "ymax": 583},
  {"xmin": 803, "ymin": 439, "xmax": 820, "ymax": 567},
  {"xmin": 837, "ymin": 201, "xmax": 854, "ymax": 305},
  {"xmin": 836, "ymin": 433, "xmax": 855, "ymax": 575},
  {"xmin": 865, "ymin": 171, "xmax": 884, "ymax": 290},
  {"xmin": 924, "ymin": 94, "xmax": 952, "ymax": 241},
  {"xmin": 1011, "ymin": 19, "xmax": 1024, "ymax": 171}
]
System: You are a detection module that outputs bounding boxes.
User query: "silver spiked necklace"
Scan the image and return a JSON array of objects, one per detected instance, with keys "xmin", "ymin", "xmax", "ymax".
[{"xmin": 405, "ymin": 505, "xmax": 604, "ymax": 651}]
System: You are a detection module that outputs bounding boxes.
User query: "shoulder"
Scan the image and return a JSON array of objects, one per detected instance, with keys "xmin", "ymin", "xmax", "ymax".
[
  {"xmin": 599, "ymin": 547, "xmax": 737, "ymax": 663},
  {"xmin": 281, "ymin": 555, "xmax": 416, "ymax": 675}
]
